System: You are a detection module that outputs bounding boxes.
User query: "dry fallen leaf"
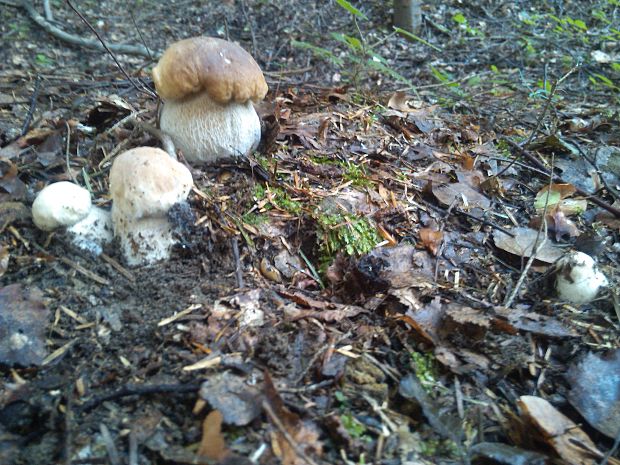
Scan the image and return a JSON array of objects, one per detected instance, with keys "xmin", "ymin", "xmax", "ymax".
[
  {"xmin": 387, "ymin": 91, "xmax": 412, "ymax": 112},
  {"xmin": 493, "ymin": 227, "xmax": 563, "ymax": 264},
  {"xmin": 0, "ymin": 245, "xmax": 8, "ymax": 277},
  {"xmin": 419, "ymin": 227, "xmax": 443, "ymax": 256},
  {"xmin": 567, "ymin": 349, "xmax": 620, "ymax": 439},
  {"xmin": 518, "ymin": 396, "xmax": 620, "ymax": 465},
  {"xmin": 197, "ymin": 410, "xmax": 229, "ymax": 461},
  {"xmin": 264, "ymin": 372, "xmax": 323, "ymax": 465},
  {"xmin": 0, "ymin": 284, "xmax": 49, "ymax": 366},
  {"xmin": 432, "ymin": 182, "xmax": 491, "ymax": 209}
]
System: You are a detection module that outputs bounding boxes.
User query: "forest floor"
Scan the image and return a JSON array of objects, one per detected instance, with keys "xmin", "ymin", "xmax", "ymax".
[{"xmin": 1, "ymin": 1, "xmax": 619, "ymax": 464}]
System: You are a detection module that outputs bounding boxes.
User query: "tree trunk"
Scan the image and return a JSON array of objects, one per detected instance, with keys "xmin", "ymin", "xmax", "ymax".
[{"xmin": 393, "ymin": 0, "xmax": 422, "ymax": 34}]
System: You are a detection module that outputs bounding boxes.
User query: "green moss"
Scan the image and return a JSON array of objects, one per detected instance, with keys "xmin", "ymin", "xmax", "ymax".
[
  {"xmin": 242, "ymin": 211, "xmax": 268, "ymax": 226},
  {"xmin": 253, "ymin": 184, "xmax": 303, "ymax": 215},
  {"xmin": 316, "ymin": 212, "xmax": 380, "ymax": 266},
  {"xmin": 341, "ymin": 160, "xmax": 372, "ymax": 187},
  {"xmin": 341, "ymin": 414, "xmax": 368, "ymax": 439},
  {"xmin": 410, "ymin": 351, "xmax": 438, "ymax": 392}
]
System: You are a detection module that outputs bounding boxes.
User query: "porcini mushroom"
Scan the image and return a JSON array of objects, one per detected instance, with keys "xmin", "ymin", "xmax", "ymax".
[
  {"xmin": 31, "ymin": 181, "xmax": 113, "ymax": 255},
  {"xmin": 152, "ymin": 36, "xmax": 268, "ymax": 163},
  {"xmin": 555, "ymin": 251, "xmax": 608, "ymax": 305},
  {"xmin": 32, "ymin": 181, "xmax": 92, "ymax": 231},
  {"xmin": 109, "ymin": 147, "xmax": 193, "ymax": 266}
]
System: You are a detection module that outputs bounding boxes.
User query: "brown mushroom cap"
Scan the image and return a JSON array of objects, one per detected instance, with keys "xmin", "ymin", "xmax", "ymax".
[
  {"xmin": 109, "ymin": 147, "xmax": 193, "ymax": 221},
  {"xmin": 152, "ymin": 37, "xmax": 268, "ymax": 104}
]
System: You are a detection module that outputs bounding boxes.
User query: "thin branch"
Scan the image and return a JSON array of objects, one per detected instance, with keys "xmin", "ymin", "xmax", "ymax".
[
  {"xmin": 21, "ymin": 75, "xmax": 41, "ymax": 135},
  {"xmin": 65, "ymin": 0, "xmax": 157, "ymax": 99},
  {"xmin": 42, "ymin": 0, "xmax": 53, "ymax": 21},
  {"xmin": 16, "ymin": 0, "xmax": 152, "ymax": 57}
]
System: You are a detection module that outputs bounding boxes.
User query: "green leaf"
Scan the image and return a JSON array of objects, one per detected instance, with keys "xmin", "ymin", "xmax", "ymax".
[
  {"xmin": 335, "ymin": 0, "xmax": 367, "ymax": 20},
  {"xmin": 534, "ymin": 190, "xmax": 561, "ymax": 210},
  {"xmin": 35, "ymin": 53, "xmax": 53, "ymax": 66},
  {"xmin": 453, "ymin": 12, "xmax": 467, "ymax": 25},
  {"xmin": 393, "ymin": 26, "xmax": 442, "ymax": 51},
  {"xmin": 331, "ymin": 32, "xmax": 362, "ymax": 51},
  {"xmin": 572, "ymin": 18, "xmax": 587, "ymax": 30}
]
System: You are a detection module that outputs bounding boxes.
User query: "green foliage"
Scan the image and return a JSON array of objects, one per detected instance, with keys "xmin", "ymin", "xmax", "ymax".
[
  {"xmin": 341, "ymin": 160, "xmax": 372, "ymax": 187},
  {"xmin": 341, "ymin": 414, "xmax": 368, "ymax": 439},
  {"xmin": 242, "ymin": 211, "xmax": 268, "ymax": 226},
  {"xmin": 335, "ymin": 0, "xmax": 367, "ymax": 20},
  {"xmin": 589, "ymin": 72, "xmax": 619, "ymax": 91},
  {"xmin": 315, "ymin": 211, "xmax": 380, "ymax": 265},
  {"xmin": 253, "ymin": 184, "xmax": 303, "ymax": 215},
  {"xmin": 451, "ymin": 12, "xmax": 483, "ymax": 36},
  {"xmin": 291, "ymin": 0, "xmax": 413, "ymax": 88},
  {"xmin": 35, "ymin": 53, "xmax": 54, "ymax": 66},
  {"xmin": 410, "ymin": 351, "xmax": 438, "ymax": 392}
]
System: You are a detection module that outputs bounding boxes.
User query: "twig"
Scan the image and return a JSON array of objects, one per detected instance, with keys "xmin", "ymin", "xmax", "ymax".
[
  {"xmin": 503, "ymin": 156, "xmax": 553, "ymax": 307},
  {"xmin": 42, "ymin": 0, "xmax": 53, "ymax": 21},
  {"xmin": 21, "ymin": 75, "xmax": 41, "ymax": 135},
  {"xmin": 79, "ymin": 382, "xmax": 202, "ymax": 412},
  {"xmin": 100, "ymin": 423, "xmax": 121, "ymax": 465},
  {"xmin": 100, "ymin": 253, "xmax": 135, "ymax": 282},
  {"xmin": 262, "ymin": 400, "xmax": 320, "ymax": 465},
  {"xmin": 58, "ymin": 256, "xmax": 110, "ymax": 285},
  {"xmin": 65, "ymin": 0, "xmax": 156, "ymax": 98},
  {"xmin": 15, "ymin": 0, "xmax": 151, "ymax": 57},
  {"xmin": 64, "ymin": 121, "xmax": 78, "ymax": 184},
  {"xmin": 128, "ymin": 430, "xmax": 138, "ymax": 465},
  {"xmin": 231, "ymin": 236, "xmax": 244, "ymax": 288},
  {"xmin": 134, "ymin": 120, "xmax": 176, "ymax": 159}
]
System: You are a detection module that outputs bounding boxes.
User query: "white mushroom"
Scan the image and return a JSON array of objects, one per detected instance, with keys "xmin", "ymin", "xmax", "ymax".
[
  {"xmin": 32, "ymin": 181, "xmax": 92, "ymax": 231},
  {"xmin": 109, "ymin": 147, "xmax": 193, "ymax": 266},
  {"xmin": 152, "ymin": 36, "xmax": 268, "ymax": 163},
  {"xmin": 555, "ymin": 251, "xmax": 608, "ymax": 304},
  {"xmin": 31, "ymin": 181, "xmax": 113, "ymax": 255}
]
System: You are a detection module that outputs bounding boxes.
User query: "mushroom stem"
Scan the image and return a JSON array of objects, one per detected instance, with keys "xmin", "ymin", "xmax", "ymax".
[{"xmin": 160, "ymin": 92, "xmax": 261, "ymax": 163}]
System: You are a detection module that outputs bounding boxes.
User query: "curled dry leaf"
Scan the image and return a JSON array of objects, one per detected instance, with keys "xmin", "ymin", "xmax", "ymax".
[
  {"xmin": 197, "ymin": 410, "xmax": 229, "ymax": 461},
  {"xmin": 387, "ymin": 91, "xmax": 412, "ymax": 112},
  {"xmin": 264, "ymin": 372, "xmax": 323, "ymax": 465},
  {"xmin": 419, "ymin": 227, "xmax": 443, "ymax": 256}
]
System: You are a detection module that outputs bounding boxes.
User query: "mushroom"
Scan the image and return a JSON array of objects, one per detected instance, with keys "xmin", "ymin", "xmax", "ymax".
[
  {"xmin": 109, "ymin": 147, "xmax": 193, "ymax": 266},
  {"xmin": 32, "ymin": 181, "xmax": 92, "ymax": 231},
  {"xmin": 31, "ymin": 181, "xmax": 113, "ymax": 255},
  {"xmin": 555, "ymin": 251, "xmax": 608, "ymax": 305},
  {"xmin": 152, "ymin": 36, "xmax": 268, "ymax": 163}
]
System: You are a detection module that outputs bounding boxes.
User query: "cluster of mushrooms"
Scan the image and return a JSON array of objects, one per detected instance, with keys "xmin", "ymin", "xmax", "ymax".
[
  {"xmin": 31, "ymin": 37, "xmax": 268, "ymax": 266},
  {"xmin": 29, "ymin": 37, "xmax": 609, "ymax": 305}
]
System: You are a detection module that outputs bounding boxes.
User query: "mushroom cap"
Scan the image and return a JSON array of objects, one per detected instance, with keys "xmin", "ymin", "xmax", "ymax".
[
  {"xmin": 153, "ymin": 36, "xmax": 268, "ymax": 104},
  {"xmin": 555, "ymin": 251, "xmax": 608, "ymax": 304},
  {"xmin": 32, "ymin": 181, "xmax": 92, "ymax": 231},
  {"xmin": 109, "ymin": 147, "xmax": 193, "ymax": 222}
]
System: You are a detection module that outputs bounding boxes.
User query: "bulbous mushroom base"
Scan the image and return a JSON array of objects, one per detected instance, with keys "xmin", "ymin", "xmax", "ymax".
[
  {"xmin": 115, "ymin": 217, "xmax": 176, "ymax": 267},
  {"xmin": 160, "ymin": 93, "xmax": 261, "ymax": 163}
]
